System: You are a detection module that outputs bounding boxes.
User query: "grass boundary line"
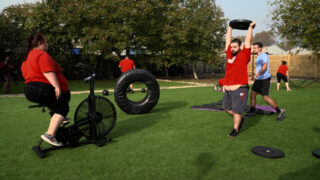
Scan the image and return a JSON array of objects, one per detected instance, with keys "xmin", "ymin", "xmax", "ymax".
[{"xmin": 0, "ymin": 81, "xmax": 212, "ymax": 98}]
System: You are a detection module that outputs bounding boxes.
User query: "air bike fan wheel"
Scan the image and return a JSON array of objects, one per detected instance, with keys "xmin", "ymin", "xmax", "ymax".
[{"xmin": 74, "ymin": 96, "xmax": 117, "ymax": 140}]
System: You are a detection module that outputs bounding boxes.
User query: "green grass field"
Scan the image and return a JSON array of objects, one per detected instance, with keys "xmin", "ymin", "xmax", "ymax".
[
  {"xmin": 0, "ymin": 79, "xmax": 189, "ymax": 95},
  {"xmin": 0, "ymin": 83, "xmax": 319, "ymax": 179}
]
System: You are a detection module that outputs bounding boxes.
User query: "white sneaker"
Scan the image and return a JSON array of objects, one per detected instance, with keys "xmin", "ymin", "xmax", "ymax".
[
  {"xmin": 62, "ymin": 118, "xmax": 71, "ymax": 124},
  {"xmin": 41, "ymin": 133, "xmax": 63, "ymax": 146}
]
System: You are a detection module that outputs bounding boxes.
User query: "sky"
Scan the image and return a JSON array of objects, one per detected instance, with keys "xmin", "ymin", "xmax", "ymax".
[{"xmin": 0, "ymin": 0, "xmax": 275, "ymax": 36}]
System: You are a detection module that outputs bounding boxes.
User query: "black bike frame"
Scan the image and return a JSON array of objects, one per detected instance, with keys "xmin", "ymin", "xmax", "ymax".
[{"xmin": 85, "ymin": 73, "xmax": 98, "ymax": 141}]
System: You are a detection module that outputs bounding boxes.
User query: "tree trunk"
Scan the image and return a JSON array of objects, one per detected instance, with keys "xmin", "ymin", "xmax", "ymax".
[
  {"xmin": 192, "ymin": 62, "xmax": 199, "ymax": 80},
  {"xmin": 165, "ymin": 67, "xmax": 169, "ymax": 78}
]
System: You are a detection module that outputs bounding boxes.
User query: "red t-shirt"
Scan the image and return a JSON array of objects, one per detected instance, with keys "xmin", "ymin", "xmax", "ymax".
[
  {"xmin": 21, "ymin": 49, "xmax": 69, "ymax": 92},
  {"xmin": 277, "ymin": 64, "xmax": 288, "ymax": 76},
  {"xmin": 223, "ymin": 45, "xmax": 251, "ymax": 85},
  {"xmin": 119, "ymin": 58, "xmax": 135, "ymax": 73},
  {"xmin": 218, "ymin": 78, "xmax": 225, "ymax": 86}
]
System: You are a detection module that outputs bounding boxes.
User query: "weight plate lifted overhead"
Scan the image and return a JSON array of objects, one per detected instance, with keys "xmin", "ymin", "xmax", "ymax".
[{"xmin": 229, "ymin": 19, "xmax": 254, "ymax": 30}]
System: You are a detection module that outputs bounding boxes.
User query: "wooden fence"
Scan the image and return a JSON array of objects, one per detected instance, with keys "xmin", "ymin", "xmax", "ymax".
[{"xmin": 248, "ymin": 54, "xmax": 320, "ymax": 78}]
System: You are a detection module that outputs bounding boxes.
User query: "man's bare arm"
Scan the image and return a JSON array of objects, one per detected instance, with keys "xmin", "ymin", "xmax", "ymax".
[
  {"xmin": 244, "ymin": 21, "xmax": 256, "ymax": 49},
  {"xmin": 225, "ymin": 25, "xmax": 232, "ymax": 51},
  {"xmin": 254, "ymin": 63, "xmax": 267, "ymax": 80}
]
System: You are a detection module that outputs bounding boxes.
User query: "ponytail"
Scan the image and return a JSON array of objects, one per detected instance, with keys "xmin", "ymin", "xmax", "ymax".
[{"xmin": 25, "ymin": 34, "xmax": 46, "ymax": 61}]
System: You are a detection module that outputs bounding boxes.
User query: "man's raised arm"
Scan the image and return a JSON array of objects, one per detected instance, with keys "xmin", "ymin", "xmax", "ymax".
[
  {"xmin": 244, "ymin": 21, "xmax": 256, "ymax": 49},
  {"xmin": 225, "ymin": 25, "xmax": 232, "ymax": 51}
]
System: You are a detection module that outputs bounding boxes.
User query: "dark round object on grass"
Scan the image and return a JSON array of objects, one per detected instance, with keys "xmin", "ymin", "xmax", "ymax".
[
  {"xmin": 114, "ymin": 69, "xmax": 160, "ymax": 114},
  {"xmin": 102, "ymin": 89, "xmax": 109, "ymax": 96},
  {"xmin": 141, "ymin": 88, "xmax": 146, "ymax": 93},
  {"xmin": 312, "ymin": 148, "xmax": 320, "ymax": 158},
  {"xmin": 252, "ymin": 146, "xmax": 285, "ymax": 159},
  {"xmin": 229, "ymin": 19, "xmax": 254, "ymax": 30}
]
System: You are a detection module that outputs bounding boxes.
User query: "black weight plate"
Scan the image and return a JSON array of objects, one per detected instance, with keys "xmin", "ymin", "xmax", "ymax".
[
  {"xmin": 229, "ymin": 19, "xmax": 253, "ymax": 30},
  {"xmin": 252, "ymin": 146, "xmax": 285, "ymax": 158}
]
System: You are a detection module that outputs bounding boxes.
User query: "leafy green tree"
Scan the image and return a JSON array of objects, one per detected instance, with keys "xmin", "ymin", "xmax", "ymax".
[
  {"xmin": 235, "ymin": 31, "xmax": 277, "ymax": 47},
  {"xmin": 253, "ymin": 31, "xmax": 277, "ymax": 46},
  {"xmin": 0, "ymin": 4, "xmax": 35, "ymax": 61},
  {"xmin": 270, "ymin": 0, "xmax": 320, "ymax": 60},
  {"xmin": 161, "ymin": 0, "xmax": 226, "ymax": 79},
  {"xmin": 1, "ymin": 0, "xmax": 226, "ymax": 79}
]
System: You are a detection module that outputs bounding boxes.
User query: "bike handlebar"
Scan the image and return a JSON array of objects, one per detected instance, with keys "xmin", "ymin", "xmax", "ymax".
[{"xmin": 84, "ymin": 73, "xmax": 96, "ymax": 82}]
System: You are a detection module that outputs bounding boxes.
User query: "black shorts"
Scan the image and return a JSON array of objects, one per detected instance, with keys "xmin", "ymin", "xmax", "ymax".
[
  {"xmin": 277, "ymin": 73, "xmax": 288, "ymax": 83},
  {"xmin": 222, "ymin": 86, "xmax": 249, "ymax": 114},
  {"xmin": 24, "ymin": 82, "xmax": 70, "ymax": 117},
  {"xmin": 252, "ymin": 77, "xmax": 271, "ymax": 96}
]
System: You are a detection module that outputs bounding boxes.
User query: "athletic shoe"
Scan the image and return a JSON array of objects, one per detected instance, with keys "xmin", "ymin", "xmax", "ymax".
[
  {"xmin": 62, "ymin": 118, "xmax": 71, "ymax": 125},
  {"xmin": 228, "ymin": 129, "xmax": 238, "ymax": 137},
  {"xmin": 277, "ymin": 110, "xmax": 286, "ymax": 121},
  {"xmin": 238, "ymin": 117, "xmax": 246, "ymax": 131},
  {"xmin": 41, "ymin": 133, "xmax": 63, "ymax": 147}
]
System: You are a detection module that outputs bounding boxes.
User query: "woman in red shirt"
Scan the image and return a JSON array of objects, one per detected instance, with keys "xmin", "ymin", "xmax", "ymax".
[
  {"xmin": 276, "ymin": 61, "xmax": 291, "ymax": 91},
  {"xmin": 21, "ymin": 34, "xmax": 70, "ymax": 147}
]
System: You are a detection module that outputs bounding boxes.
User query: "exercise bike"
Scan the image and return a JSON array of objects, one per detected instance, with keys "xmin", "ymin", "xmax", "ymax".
[{"xmin": 30, "ymin": 64, "xmax": 117, "ymax": 158}]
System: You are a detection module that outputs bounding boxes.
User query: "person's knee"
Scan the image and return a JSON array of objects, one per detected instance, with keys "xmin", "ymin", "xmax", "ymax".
[
  {"xmin": 263, "ymin": 96, "xmax": 274, "ymax": 103},
  {"xmin": 226, "ymin": 110, "xmax": 233, "ymax": 115},
  {"xmin": 250, "ymin": 91, "xmax": 257, "ymax": 98},
  {"xmin": 52, "ymin": 102, "xmax": 69, "ymax": 117},
  {"xmin": 263, "ymin": 96, "xmax": 270, "ymax": 101}
]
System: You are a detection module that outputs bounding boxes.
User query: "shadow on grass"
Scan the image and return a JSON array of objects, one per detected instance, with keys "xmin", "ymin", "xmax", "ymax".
[
  {"xmin": 193, "ymin": 152, "xmax": 215, "ymax": 180},
  {"xmin": 312, "ymin": 126, "xmax": 320, "ymax": 135},
  {"xmin": 151, "ymin": 100, "xmax": 188, "ymax": 113},
  {"xmin": 110, "ymin": 101, "xmax": 188, "ymax": 139},
  {"xmin": 244, "ymin": 114, "xmax": 263, "ymax": 131},
  {"xmin": 278, "ymin": 162, "xmax": 320, "ymax": 180}
]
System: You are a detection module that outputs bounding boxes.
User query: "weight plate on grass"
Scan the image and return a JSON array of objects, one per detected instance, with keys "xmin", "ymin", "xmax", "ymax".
[
  {"xmin": 252, "ymin": 146, "xmax": 285, "ymax": 158},
  {"xmin": 229, "ymin": 19, "xmax": 254, "ymax": 30},
  {"xmin": 312, "ymin": 149, "xmax": 320, "ymax": 158}
]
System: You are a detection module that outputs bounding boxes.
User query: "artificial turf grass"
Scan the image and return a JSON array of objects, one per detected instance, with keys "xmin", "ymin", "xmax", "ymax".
[
  {"xmin": 0, "ymin": 85, "xmax": 319, "ymax": 180},
  {"xmin": 0, "ymin": 79, "xmax": 190, "ymax": 95}
]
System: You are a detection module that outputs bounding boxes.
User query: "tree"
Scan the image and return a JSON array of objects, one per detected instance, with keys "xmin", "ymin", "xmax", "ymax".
[
  {"xmin": 277, "ymin": 39, "xmax": 296, "ymax": 51},
  {"xmin": 0, "ymin": 3, "xmax": 36, "ymax": 74},
  {"xmin": 252, "ymin": 31, "xmax": 277, "ymax": 46},
  {"xmin": 1, "ymin": 0, "xmax": 227, "ymax": 79},
  {"xmin": 161, "ymin": 0, "xmax": 226, "ymax": 79},
  {"xmin": 270, "ymin": 0, "xmax": 320, "ymax": 60},
  {"xmin": 235, "ymin": 31, "xmax": 277, "ymax": 47}
]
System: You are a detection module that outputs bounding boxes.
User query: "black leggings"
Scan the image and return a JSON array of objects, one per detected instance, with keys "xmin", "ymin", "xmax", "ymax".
[{"xmin": 24, "ymin": 82, "xmax": 70, "ymax": 117}]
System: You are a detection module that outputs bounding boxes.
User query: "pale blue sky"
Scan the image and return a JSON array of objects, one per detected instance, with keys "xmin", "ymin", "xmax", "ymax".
[
  {"xmin": 1, "ymin": 0, "xmax": 274, "ymax": 36},
  {"xmin": 216, "ymin": 0, "xmax": 275, "ymax": 36}
]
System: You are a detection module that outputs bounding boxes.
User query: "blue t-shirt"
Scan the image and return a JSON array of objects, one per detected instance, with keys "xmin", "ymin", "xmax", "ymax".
[{"xmin": 255, "ymin": 52, "xmax": 271, "ymax": 80}]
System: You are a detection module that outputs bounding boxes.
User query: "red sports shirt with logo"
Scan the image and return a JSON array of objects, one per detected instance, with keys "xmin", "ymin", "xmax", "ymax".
[{"xmin": 224, "ymin": 45, "xmax": 251, "ymax": 85}]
